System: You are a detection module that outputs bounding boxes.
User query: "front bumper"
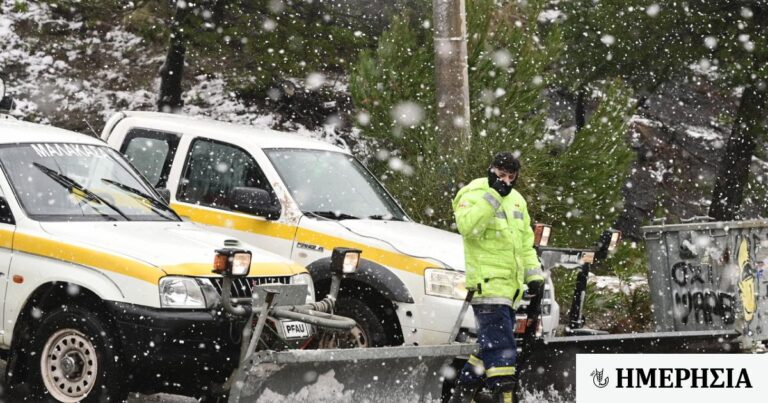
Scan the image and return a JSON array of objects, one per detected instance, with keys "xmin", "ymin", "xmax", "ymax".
[
  {"xmin": 397, "ymin": 292, "xmax": 560, "ymax": 345},
  {"xmin": 105, "ymin": 301, "xmax": 247, "ymax": 395}
]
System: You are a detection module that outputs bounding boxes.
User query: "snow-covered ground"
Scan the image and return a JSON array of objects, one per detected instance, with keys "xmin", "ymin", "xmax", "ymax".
[
  {"xmin": 589, "ymin": 273, "xmax": 648, "ymax": 294},
  {"xmin": 0, "ymin": 0, "xmax": 352, "ymax": 150}
]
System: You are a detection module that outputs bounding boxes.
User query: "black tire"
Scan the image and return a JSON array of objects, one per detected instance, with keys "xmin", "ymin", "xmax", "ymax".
[
  {"xmin": 26, "ymin": 306, "xmax": 127, "ymax": 402},
  {"xmin": 315, "ymin": 297, "xmax": 389, "ymax": 348}
]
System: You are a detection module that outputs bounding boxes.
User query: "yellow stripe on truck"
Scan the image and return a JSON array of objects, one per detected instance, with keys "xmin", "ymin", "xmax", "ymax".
[
  {"xmin": 12, "ymin": 231, "xmax": 163, "ymax": 283},
  {"xmin": 7, "ymin": 230, "xmax": 303, "ymax": 284},
  {"xmin": 0, "ymin": 228, "xmax": 12, "ymax": 249},
  {"xmin": 172, "ymin": 203, "xmax": 435, "ymax": 276},
  {"xmin": 172, "ymin": 203, "xmax": 298, "ymax": 240}
]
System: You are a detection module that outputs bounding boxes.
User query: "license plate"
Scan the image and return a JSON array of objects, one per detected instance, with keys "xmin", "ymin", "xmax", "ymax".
[{"xmin": 281, "ymin": 320, "xmax": 311, "ymax": 339}]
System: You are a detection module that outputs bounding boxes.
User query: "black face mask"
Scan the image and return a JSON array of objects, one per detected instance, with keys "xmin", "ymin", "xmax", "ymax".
[{"xmin": 487, "ymin": 168, "xmax": 513, "ymax": 197}]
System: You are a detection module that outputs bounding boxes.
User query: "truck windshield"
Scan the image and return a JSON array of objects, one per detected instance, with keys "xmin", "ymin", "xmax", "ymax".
[
  {"xmin": 0, "ymin": 143, "xmax": 178, "ymax": 221},
  {"xmin": 265, "ymin": 149, "xmax": 406, "ymax": 220}
]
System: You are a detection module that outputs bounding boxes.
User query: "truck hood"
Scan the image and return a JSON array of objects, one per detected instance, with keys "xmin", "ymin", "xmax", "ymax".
[
  {"xmin": 340, "ymin": 219, "xmax": 465, "ymax": 271},
  {"xmin": 38, "ymin": 221, "xmax": 303, "ymax": 277}
]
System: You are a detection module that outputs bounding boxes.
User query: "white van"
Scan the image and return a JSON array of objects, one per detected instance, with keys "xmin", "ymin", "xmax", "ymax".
[
  {"xmin": 0, "ymin": 116, "xmax": 312, "ymax": 401},
  {"xmin": 102, "ymin": 111, "xmax": 560, "ymax": 347}
]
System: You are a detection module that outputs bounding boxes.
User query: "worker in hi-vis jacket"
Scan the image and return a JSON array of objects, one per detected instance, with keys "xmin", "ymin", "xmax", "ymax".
[{"xmin": 450, "ymin": 152, "xmax": 545, "ymax": 403}]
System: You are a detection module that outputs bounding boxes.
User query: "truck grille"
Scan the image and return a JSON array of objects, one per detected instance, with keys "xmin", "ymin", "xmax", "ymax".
[{"xmin": 210, "ymin": 276, "xmax": 291, "ymax": 298}]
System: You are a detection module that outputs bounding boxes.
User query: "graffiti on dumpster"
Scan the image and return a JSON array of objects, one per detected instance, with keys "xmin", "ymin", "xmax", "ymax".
[
  {"xmin": 671, "ymin": 261, "xmax": 735, "ymax": 325},
  {"xmin": 670, "ymin": 232, "xmax": 762, "ymax": 328},
  {"xmin": 736, "ymin": 236, "xmax": 757, "ymax": 324}
]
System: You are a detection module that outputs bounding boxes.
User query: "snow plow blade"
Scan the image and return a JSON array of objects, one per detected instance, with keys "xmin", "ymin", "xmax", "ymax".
[
  {"xmin": 229, "ymin": 343, "xmax": 477, "ymax": 403},
  {"xmin": 518, "ymin": 330, "xmax": 742, "ymax": 400}
]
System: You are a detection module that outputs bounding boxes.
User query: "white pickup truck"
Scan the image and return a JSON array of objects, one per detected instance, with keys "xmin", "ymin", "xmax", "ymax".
[
  {"xmin": 102, "ymin": 111, "xmax": 561, "ymax": 347},
  {"xmin": 0, "ymin": 115, "xmax": 315, "ymax": 401}
]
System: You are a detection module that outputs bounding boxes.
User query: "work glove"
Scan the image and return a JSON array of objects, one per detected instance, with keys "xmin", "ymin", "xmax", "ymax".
[
  {"xmin": 487, "ymin": 168, "xmax": 513, "ymax": 197},
  {"xmin": 526, "ymin": 280, "xmax": 545, "ymax": 297},
  {"xmin": 525, "ymin": 280, "xmax": 545, "ymax": 325}
]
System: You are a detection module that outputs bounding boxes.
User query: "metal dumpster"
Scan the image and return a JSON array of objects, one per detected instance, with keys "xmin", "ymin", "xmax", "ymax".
[{"xmin": 642, "ymin": 218, "xmax": 768, "ymax": 347}]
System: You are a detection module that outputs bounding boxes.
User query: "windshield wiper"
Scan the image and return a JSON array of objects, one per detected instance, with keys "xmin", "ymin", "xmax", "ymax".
[
  {"xmin": 101, "ymin": 178, "xmax": 180, "ymax": 221},
  {"xmin": 33, "ymin": 163, "xmax": 130, "ymax": 221},
  {"xmin": 367, "ymin": 214, "xmax": 403, "ymax": 221},
  {"xmin": 305, "ymin": 211, "xmax": 360, "ymax": 220}
]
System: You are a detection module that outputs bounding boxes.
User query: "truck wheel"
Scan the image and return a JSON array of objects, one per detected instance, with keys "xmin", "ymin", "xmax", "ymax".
[
  {"xmin": 318, "ymin": 297, "xmax": 388, "ymax": 348},
  {"xmin": 27, "ymin": 306, "xmax": 126, "ymax": 402}
]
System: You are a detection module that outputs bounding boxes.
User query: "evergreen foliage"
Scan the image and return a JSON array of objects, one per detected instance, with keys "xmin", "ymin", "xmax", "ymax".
[
  {"xmin": 559, "ymin": 1, "xmax": 768, "ymax": 90},
  {"xmin": 559, "ymin": 0, "xmax": 768, "ymax": 220},
  {"xmin": 351, "ymin": 0, "xmax": 635, "ymax": 247}
]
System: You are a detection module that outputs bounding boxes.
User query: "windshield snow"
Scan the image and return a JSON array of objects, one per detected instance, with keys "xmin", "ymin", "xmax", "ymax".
[
  {"xmin": 0, "ymin": 143, "xmax": 176, "ymax": 222},
  {"xmin": 265, "ymin": 149, "xmax": 406, "ymax": 221}
]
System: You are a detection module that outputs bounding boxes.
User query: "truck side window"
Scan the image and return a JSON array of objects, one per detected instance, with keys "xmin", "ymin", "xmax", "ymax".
[
  {"xmin": 121, "ymin": 129, "xmax": 180, "ymax": 188},
  {"xmin": 0, "ymin": 190, "xmax": 13, "ymax": 225},
  {"xmin": 177, "ymin": 138, "xmax": 277, "ymax": 211}
]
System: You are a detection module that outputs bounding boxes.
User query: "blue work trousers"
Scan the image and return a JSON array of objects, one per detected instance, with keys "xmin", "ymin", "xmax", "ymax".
[{"xmin": 457, "ymin": 304, "xmax": 517, "ymax": 390}]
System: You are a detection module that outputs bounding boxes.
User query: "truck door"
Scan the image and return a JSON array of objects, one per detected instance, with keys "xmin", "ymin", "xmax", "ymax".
[
  {"xmin": 172, "ymin": 137, "xmax": 296, "ymax": 256},
  {"xmin": 0, "ymin": 189, "xmax": 15, "ymax": 345}
]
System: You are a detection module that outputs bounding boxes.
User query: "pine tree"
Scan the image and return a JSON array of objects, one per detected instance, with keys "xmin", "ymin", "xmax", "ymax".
[
  {"xmin": 559, "ymin": 0, "xmax": 768, "ymax": 221},
  {"xmin": 350, "ymin": 0, "xmax": 635, "ymax": 246}
]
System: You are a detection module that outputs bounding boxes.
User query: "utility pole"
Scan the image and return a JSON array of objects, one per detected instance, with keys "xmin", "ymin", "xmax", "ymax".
[{"xmin": 432, "ymin": 0, "xmax": 471, "ymax": 156}]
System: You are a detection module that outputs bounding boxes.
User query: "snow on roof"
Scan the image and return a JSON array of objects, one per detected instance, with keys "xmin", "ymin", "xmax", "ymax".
[
  {"xmin": 118, "ymin": 111, "xmax": 348, "ymax": 153},
  {"xmin": 0, "ymin": 118, "xmax": 103, "ymax": 145}
]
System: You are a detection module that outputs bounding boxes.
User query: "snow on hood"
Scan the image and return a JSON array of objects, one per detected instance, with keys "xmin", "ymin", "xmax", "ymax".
[
  {"xmin": 38, "ymin": 221, "xmax": 301, "ymax": 276},
  {"xmin": 338, "ymin": 219, "xmax": 465, "ymax": 271}
]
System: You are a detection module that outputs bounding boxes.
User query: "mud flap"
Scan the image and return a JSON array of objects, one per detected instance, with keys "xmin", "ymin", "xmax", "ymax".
[{"xmin": 229, "ymin": 344, "xmax": 477, "ymax": 403}]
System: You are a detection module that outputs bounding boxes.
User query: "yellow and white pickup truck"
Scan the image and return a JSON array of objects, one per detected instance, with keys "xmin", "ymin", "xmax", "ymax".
[
  {"xmin": 102, "ymin": 111, "xmax": 561, "ymax": 348},
  {"xmin": 0, "ymin": 117, "xmax": 312, "ymax": 402}
]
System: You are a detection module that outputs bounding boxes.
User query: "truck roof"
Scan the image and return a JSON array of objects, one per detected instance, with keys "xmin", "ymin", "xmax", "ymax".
[
  {"xmin": 0, "ymin": 117, "xmax": 104, "ymax": 146},
  {"xmin": 110, "ymin": 111, "xmax": 348, "ymax": 154}
]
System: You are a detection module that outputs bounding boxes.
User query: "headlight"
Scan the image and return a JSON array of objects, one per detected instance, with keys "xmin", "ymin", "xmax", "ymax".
[
  {"xmin": 159, "ymin": 277, "xmax": 206, "ymax": 309},
  {"xmin": 424, "ymin": 268, "xmax": 467, "ymax": 300},
  {"xmin": 291, "ymin": 272, "xmax": 316, "ymax": 304}
]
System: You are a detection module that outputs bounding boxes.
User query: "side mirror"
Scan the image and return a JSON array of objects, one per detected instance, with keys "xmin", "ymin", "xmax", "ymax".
[
  {"xmin": 155, "ymin": 187, "xmax": 171, "ymax": 203},
  {"xmin": 230, "ymin": 187, "xmax": 280, "ymax": 220},
  {"xmin": 0, "ymin": 96, "xmax": 14, "ymax": 113}
]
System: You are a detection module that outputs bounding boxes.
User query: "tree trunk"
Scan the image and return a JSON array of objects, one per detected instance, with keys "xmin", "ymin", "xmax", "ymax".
[
  {"xmin": 708, "ymin": 85, "xmax": 768, "ymax": 221},
  {"xmin": 432, "ymin": 0, "xmax": 471, "ymax": 155},
  {"xmin": 575, "ymin": 86, "xmax": 586, "ymax": 132},
  {"xmin": 157, "ymin": 2, "xmax": 189, "ymax": 113}
]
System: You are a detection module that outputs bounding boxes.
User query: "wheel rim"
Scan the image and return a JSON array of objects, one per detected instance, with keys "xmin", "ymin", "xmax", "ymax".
[
  {"xmin": 40, "ymin": 328, "xmax": 98, "ymax": 402},
  {"xmin": 317, "ymin": 324, "xmax": 370, "ymax": 349}
]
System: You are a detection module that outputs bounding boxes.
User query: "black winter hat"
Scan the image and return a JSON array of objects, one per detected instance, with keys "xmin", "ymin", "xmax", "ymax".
[{"xmin": 490, "ymin": 152, "xmax": 521, "ymax": 173}]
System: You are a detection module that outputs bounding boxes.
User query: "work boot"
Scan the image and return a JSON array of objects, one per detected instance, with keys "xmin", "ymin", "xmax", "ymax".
[
  {"xmin": 490, "ymin": 379, "xmax": 517, "ymax": 403},
  {"xmin": 448, "ymin": 381, "xmax": 480, "ymax": 403}
]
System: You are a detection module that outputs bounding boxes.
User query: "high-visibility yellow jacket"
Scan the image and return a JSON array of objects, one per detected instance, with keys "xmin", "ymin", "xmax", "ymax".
[{"xmin": 452, "ymin": 178, "xmax": 544, "ymax": 305}]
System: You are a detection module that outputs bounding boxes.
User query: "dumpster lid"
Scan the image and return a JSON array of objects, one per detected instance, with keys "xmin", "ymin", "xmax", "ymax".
[{"xmin": 642, "ymin": 218, "xmax": 768, "ymax": 234}]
